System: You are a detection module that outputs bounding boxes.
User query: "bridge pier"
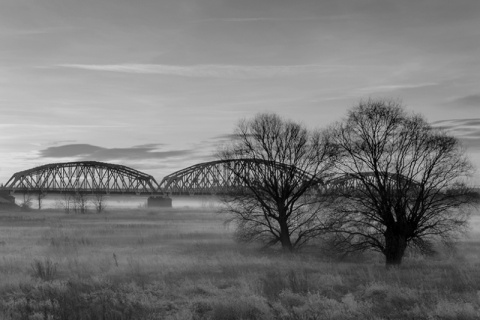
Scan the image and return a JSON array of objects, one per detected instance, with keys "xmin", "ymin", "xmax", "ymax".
[{"xmin": 147, "ymin": 196, "xmax": 172, "ymax": 208}]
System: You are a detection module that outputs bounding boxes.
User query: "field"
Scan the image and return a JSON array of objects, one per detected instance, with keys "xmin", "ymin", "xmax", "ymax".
[{"xmin": 0, "ymin": 206, "xmax": 479, "ymax": 320}]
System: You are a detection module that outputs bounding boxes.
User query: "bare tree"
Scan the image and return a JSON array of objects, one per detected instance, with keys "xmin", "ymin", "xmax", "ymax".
[
  {"xmin": 56, "ymin": 193, "xmax": 74, "ymax": 213},
  {"xmin": 326, "ymin": 99, "xmax": 479, "ymax": 266},
  {"xmin": 91, "ymin": 194, "xmax": 108, "ymax": 213},
  {"xmin": 20, "ymin": 193, "xmax": 33, "ymax": 211},
  {"xmin": 36, "ymin": 191, "xmax": 46, "ymax": 210},
  {"xmin": 73, "ymin": 193, "xmax": 89, "ymax": 214},
  {"xmin": 219, "ymin": 113, "xmax": 338, "ymax": 251}
]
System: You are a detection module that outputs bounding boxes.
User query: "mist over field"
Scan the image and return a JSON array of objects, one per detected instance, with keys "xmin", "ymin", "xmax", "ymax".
[{"xmin": 10, "ymin": 194, "xmax": 222, "ymax": 210}]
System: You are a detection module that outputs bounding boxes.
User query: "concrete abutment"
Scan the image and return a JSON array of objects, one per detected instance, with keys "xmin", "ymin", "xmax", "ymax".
[{"xmin": 147, "ymin": 196, "xmax": 172, "ymax": 207}]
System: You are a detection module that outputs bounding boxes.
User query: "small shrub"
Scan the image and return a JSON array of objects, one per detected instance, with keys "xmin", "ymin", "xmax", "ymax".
[
  {"xmin": 434, "ymin": 300, "xmax": 480, "ymax": 319},
  {"xmin": 261, "ymin": 270, "xmax": 286, "ymax": 300},
  {"xmin": 30, "ymin": 259, "xmax": 58, "ymax": 281},
  {"xmin": 260, "ymin": 269, "xmax": 311, "ymax": 300},
  {"xmin": 210, "ymin": 296, "xmax": 271, "ymax": 320},
  {"xmin": 191, "ymin": 300, "xmax": 213, "ymax": 318},
  {"xmin": 278, "ymin": 289, "xmax": 305, "ymax": 309},
  {"xmin": 286, "ymin": 269, "xmax": 310, "ymax": 294},
  {"xmin": 364, "ymin": 282, "xmax": 422, "ymax": 317}
]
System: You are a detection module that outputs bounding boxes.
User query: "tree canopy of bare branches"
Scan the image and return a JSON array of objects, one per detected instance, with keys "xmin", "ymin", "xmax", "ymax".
[
  {"xmin": 219, "ymin": 113, "xmax": 338, "ymax": 251},
  {"xmin": 326, "ymin": 99, "xmax": 478, "ymax": 266}
]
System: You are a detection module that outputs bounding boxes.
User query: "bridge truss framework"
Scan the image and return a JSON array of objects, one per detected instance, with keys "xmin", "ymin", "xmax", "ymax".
[
  {"xmin": 3, "ymin": 161, "xmax": 161, "ymax": 195},
  {"xmin": 157, "ymin": 159, "xmax": 317, "ymax": 195},
  {"xmin": 1, "ymin": 160, "xmax": 420, "ymax": 196}
]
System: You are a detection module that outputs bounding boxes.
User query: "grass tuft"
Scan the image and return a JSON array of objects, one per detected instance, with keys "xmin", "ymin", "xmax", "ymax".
[{"xmin": 30, "ymin": 258, "xmax": 58, "ymax": 281}]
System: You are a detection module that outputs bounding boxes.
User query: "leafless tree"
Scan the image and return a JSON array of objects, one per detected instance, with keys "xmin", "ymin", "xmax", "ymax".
[
  {"xmin": 91, "ymin": 194, "xmax": 108, "ymax": 213},
  {"xmin": 326, "ymin": 99, "xmax": 479, "ymax": 266},
  {"xmin": 219, "ymin": 113, "xmax": 338, "ymax": 251},
  {"xmin": 56, "ymin": 194, "xmax": 74, "ymax": 213},
  {"xmin": 55, "ymin": 193, "xmax": 88, "ymax": 214},
  {"xmin": 20, "ymin": 193, "xmax": 33, "ymax": 211},
  {"xmin": 36, "ymin": 191, "xmax": 46, "ymax": 210}
]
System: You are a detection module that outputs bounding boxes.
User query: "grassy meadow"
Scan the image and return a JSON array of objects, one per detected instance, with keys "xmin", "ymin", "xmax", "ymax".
[{"xmin": 0, "ymin": 206, "xmax": 479, "ymax": 320}]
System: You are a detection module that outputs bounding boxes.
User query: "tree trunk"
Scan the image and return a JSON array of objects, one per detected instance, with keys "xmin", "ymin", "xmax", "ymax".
[
  {"xmin": 278, "ymin": 218, "xmax": 293, "ymax": 252},
  {"xmin": 384, "ymin": 229, "xmax": 407, "ymax": 267}
]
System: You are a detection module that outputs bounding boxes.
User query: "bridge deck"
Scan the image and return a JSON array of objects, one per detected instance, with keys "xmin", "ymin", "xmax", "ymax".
[{"xmin": 1, "ymin": 188, "xmax": 165, "ymax": 195}]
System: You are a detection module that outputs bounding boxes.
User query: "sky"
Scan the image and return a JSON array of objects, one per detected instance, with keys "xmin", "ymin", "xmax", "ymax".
[{"xmin": 0, "ymin": 0, "xmax": 479, "ymax": 184}]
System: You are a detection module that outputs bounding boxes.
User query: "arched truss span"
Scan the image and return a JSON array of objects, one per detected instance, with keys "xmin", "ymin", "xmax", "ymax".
[
  {"xmin": 158, "ymin": 159, "xmax": 317, "ymax": 195},
  {"xmin": 3, "ymin": 161, "xmax": 160, "ymax": 194},
  {"xmin": 322, "ymin": 172, "xmax": 420, "ymax": 193}
]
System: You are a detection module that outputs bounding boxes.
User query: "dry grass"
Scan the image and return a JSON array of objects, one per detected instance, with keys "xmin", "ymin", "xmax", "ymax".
[{"xmin": 0, "ymin": 207, "xmax": 479, "ymax": 319}]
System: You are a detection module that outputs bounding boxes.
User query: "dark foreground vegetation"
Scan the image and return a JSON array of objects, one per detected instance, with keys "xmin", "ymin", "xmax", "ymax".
[{"xmin": 0, "ymin": 208, "xmax": 479, "ymax": 319}]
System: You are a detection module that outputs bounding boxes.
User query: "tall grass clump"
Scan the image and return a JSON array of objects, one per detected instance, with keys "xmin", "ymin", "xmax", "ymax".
[
  {"xmin": 260, "ymin": 269, "xmax": 312, "ymax": 300},
  {"xmin": 30, "ymin": 258, "xmax": 58, "ymax": 281}
]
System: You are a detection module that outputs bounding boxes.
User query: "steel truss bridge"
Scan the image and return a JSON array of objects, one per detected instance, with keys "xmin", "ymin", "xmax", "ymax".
[
  {"xmin": 157, "ymin": 159, "xmax": 317, "ymax": 195},
  {"xmin": 2, "ymin": 161, "xmax": 161, "ymax": 195},
  {"xmin": 0, "ymin": 160, "xmax": 417, "ymax": 196}
]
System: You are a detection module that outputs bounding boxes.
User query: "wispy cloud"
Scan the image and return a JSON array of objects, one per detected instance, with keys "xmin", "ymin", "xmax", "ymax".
[
  {"xmin": 131, "ymin": 143, "xmax": 166, "ymax": 149},
  {"xmin": 209, "ymin": 134, "xmax": 239, "ymax": 141},
  {"xmin": 447, "ymin": 94, "xmax": 480, "ymax": 108},
  {"xmin": 191, "ymin": 17, "xmax": 321, "ymax": 23},
  {"xmin": 0, "ymin": 27, "xmax": 76, "ymax": 36},
  {"xmin": 53, "ymin": 63, "xmax": 350, "ymax": 79},
  {"xmin": 431, "ymin": 119, "xmax": 480, "ymax": 151},
  {"xmin": 0, "ymin": 124, "xmax": 128, "ymax": 128},
  {"xmin": 38, "ymin": 144, "xmax": 195, "ymax": 161},
  {"xmin": 432, "ymin": 119, "xmax": 480, "ymax": 128},
  {"xmin": 358, "ymin": 83, "xmax": 438, "ymax": 93}
]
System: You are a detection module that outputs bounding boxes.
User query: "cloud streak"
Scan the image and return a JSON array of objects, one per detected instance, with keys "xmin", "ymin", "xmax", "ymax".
[
  {"xmin": 54, "ymin": 63, "xmax": 351, "ymax": 79},
  {"xmin": 0, "ymin": 124, "xmax": 128, "ymax": 128},
  {"xmin": 358, "ymin": 83, "xmax": 438, "ymax": 93},
  {"xmin": 448, "ymin": 94, "xmax": 480, "ymax": 109},
  {"xmin": 38, "ymin": 144, "xmax": 195, "ymax": 161},
  {"xmin": 191, "ymin": 17, "xmax": 321, "ymax": 23},
  {"xmin": 431, "ymin": 119, "xmax": 480, "ymax": 151},
  {"xmin": 0, "ymin": 27, "xmax": 74, "ymax": 36}
]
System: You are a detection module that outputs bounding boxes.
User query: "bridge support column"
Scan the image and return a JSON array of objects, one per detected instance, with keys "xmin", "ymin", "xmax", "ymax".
[{"xmin": 147, "ymin": 196, "xmax": 172, "ymax": 208}]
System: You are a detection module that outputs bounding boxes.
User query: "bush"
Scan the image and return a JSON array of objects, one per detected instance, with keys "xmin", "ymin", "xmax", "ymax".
[
  {"xmin": 260, "ymin": 269, "xmax": 311, "ymax": 300},
  {"xmin": 210, "ymin": 295, "xmax": 271, "ymax": 320}
]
